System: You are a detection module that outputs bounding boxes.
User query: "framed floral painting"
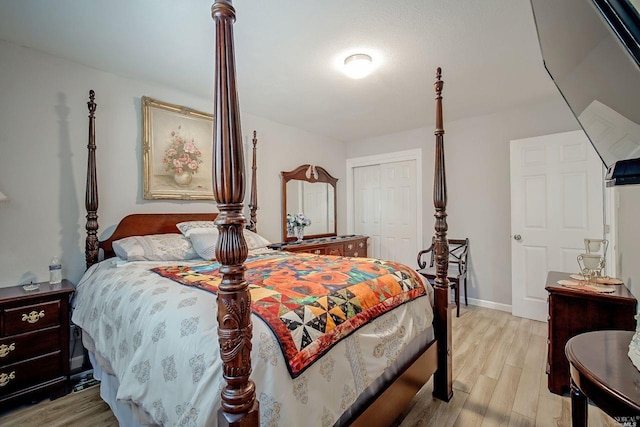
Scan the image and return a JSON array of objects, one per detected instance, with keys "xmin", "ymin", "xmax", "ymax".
[{"xmin": 142, "ymin": 96, "xmax": 214, "ymax": 200}]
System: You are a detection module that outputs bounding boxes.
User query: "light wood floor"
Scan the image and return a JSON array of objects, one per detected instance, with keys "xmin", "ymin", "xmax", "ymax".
[
  {"xmin": 397, "ymin": 305, "xmax": 619, "ymax": 427},
  {"xmin": 0, "ymin": 305, "xmax": 620, "ymax": 426}
]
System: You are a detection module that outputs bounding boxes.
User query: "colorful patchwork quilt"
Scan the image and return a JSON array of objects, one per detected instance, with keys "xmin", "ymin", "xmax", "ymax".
[{"xmin": 152, "ymin": 252, "xmax": 427, "ymax": 377}]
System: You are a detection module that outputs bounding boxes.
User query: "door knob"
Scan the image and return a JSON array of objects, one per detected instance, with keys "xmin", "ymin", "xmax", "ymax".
[{"xmin": 513, "ymin": 234, "xmax": 522, "ymax": 241}]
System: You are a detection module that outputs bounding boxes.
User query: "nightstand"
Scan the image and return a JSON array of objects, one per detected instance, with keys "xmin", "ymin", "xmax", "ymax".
[
  {"xmin": 545, "ymin": 271, "xmax": 636, "ymax": 395},
  {"xmin": 0, "ymin": 280, "xmax": 74, "ymax": 409}
]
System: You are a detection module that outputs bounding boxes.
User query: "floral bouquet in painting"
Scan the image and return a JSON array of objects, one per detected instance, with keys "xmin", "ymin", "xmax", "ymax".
[
  {"xmin": 286, "ymin": 213, "xmax": 311, "ymax": 241},
  {"xmin": 163, "ymin": 125, "xmax": 203, "ymax": 176}
]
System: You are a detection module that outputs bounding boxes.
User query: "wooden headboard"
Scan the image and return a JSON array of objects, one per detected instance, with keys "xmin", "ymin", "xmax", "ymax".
[{"xmin": 99, "ymin": 213, "xmax": 218, "ymax": 259}]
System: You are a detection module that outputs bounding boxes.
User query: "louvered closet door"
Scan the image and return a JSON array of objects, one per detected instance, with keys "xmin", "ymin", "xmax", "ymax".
[{"xmin": 354, "ymin": 160, "xmax": 417, "ymax": 267}]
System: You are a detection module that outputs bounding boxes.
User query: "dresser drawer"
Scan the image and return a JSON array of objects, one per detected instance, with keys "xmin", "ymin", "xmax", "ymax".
[
  {"xmin": 344, "ymin": 239, "xmax": 367, "ymax": 257},
  {"xmin": 344, "ymin": 248, "xmax": 363, "ymax": 257},
  {"xmin": 3, "ymin": 300, "xmax": 61, "ymax": 336},
  {"xmin": 269, "ymin": 235, "xmax": 369, "ymax": 258},
  {"xmin": 0, "ymin": 351, "xmax": 62, "ymax": 396},
  {"xmin": 324, "ymin": 244, "xmax": 344, "ymax": 256},
  {"xmin": 0, "ymin": 327, "xmax": 61, "ymax": 366}
]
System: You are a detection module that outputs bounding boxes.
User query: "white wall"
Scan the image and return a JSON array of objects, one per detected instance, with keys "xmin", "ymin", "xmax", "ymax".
[
  {"xmin": 3, "ymin": 38, "xmax": 631, "ymax": 307},
  {"xmin": 0, "ymin": 40, "xmax": 345, "ymax": 287},
  {"xmin": 616, "ymin": 185, "xmax": 640, "ymax": 299},
  {"xmin": 242, "ymin": 114, "xmax": 348, "ymax": 244},
  {"xmin": 347, "ymin": 97, "xmax": 580, "ymax": 306}
]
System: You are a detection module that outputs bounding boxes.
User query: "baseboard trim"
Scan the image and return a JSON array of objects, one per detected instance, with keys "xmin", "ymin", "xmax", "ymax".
[{"xmin": 466, "ymin": 297, "xmax": 512, "ymax": 313}]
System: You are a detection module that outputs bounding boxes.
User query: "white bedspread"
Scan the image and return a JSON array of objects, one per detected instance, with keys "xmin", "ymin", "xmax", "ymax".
[{"xmin": 72, "ymin": 257, "xmax": 434, "ymax": 427}]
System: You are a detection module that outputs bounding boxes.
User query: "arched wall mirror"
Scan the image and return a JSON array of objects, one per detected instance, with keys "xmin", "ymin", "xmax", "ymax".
[{"xmin": 281, "ymin": 164, "xmax": 337, "ymax": 242}]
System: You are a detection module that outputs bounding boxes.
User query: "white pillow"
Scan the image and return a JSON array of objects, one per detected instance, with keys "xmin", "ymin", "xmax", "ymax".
[
  {"xmin": 189, "ymin": 228, "xmax": 220, "ymax": 260},
  {"xmin": 112, "ymin": 234, "xmax": 198, "ymax": 261},
  {"xmin": 176, "ymin": 221, "xmax": 217, "ymax": 237},
  {"xmin": 244, "ymin": 229, "xmax": 271, "ymax": 250},
  {"xmin": 186, "ymin": 228, "xmax": 270, "ymax": 260}
]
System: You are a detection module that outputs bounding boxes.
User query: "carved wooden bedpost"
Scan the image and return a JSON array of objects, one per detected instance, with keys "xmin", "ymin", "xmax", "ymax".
[
  {"xmin": 432, "ymin": 67, "xmax": 453, "ymax": 402},
  {"xmin": 211, "ymin": 1, "xmax": 259, "ymax": 426},
  {"xmin": 85, "ymin": 90, "xmax": 99, "ymax": 269},
  {"xmin": 248, "ymin": 131, "xmax": 258, "ymax": 233}
]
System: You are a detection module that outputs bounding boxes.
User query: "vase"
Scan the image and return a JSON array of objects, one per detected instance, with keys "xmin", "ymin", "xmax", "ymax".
[
  {"xmin": 294, "ymin": 226, "xmax": 304, "ymax": 242},
  {"xmin": 174, "ymin": 171, "xmax": 192, "ymax": 186},
  {"xmin": 629, "ymin": 314, "xmax": 640, "ymax": 372}
]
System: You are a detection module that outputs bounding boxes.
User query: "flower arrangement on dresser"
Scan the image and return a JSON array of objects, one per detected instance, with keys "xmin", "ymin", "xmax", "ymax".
[
  {"xmin": 286, "ymin": 213, "xmax": 311, "ymax": 241},
  {"xmin": 163, "ymin": 125, "xmax": 203, "ymax": 186}
]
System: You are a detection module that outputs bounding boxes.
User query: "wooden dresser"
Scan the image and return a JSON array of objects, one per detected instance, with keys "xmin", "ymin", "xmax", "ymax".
[
  {"xmin": 545, "ymin": 271, "xmax": 637, "ymax": 395},
  {"xmin": 0, "ymin": 280, "xmax": 74, "ymax": 409},
  {"xmin": 268, "ymin": 235, "xmax": 369, "ymax": 257}
]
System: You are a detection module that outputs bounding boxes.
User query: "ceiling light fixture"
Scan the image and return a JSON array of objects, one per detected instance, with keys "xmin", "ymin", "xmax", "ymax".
[{"xmin": 343, "ymin": 53, "xmax": 374, "ymax": 79}]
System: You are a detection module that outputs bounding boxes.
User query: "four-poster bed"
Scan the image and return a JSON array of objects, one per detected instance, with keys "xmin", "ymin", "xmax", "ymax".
[{"xmin": 74, "ymin": 1, "xmax": 452, "ymax": 425}]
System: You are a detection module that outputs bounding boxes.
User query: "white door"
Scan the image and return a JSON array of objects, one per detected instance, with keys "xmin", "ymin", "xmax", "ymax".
[
  {"xmin": 379, "ymin": 161, "xmax": 417, "ymax": 266},
  {"xmin": 510, "ymin": 130, "xmax": 604, "ymax": 321},
  {"xmin": 352, "ymin": 160, "xmax": 418, "ymax": 267},
  {"xmin": 353, "ymin": 165, "xmax": 381, "ymax": 257}
]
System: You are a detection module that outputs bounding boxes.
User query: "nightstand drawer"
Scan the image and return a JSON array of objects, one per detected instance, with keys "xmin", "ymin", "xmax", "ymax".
[
  {"xmin": 0, "ymin": 327, "xmax": 61, "ymax": 366},
  {"xmin": 0, "ymin": 351, "xmax": 62, "ymax": 396},
  {"xmin": 3, "ymin": 300, "xmax": 61, "ymax": 336}
]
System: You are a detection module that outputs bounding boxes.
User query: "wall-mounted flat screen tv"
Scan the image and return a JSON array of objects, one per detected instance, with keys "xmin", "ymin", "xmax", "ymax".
[{"xmin": 530, "ymin": 0, "xmax": 640, "ymax": 185}]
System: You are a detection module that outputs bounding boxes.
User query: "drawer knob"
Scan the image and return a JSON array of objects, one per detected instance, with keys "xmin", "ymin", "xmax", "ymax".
[
  {"xmin": 348, "ymin": 244, "xmax": 354, "ymax": 250},
  {"xmin": 0, "ymin": 371, "xmax": 15, "ymax": 387},
  {"xmin": 0, "ymin": 343, "xmax": 16, "ymax": 358},
  {"xmin": 22, "ymin": 310, "xmax": 45, "ymax": 324},
  {"xmin": 314, "ymin": 250, "xmax": 321, "ymax": 255}
]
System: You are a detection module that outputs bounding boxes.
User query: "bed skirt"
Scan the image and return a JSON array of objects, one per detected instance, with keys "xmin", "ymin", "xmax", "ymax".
[
  {"xmin": 87, "ymin": 324, "xmax": 434, "ymax": 427},
  {"xmin": 89, "ymin": 352, "xmax": 154, "ymax": 427}
]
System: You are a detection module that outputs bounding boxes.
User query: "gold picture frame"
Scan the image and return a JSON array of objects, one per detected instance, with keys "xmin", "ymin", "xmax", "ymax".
[{"xmin": 142, "ymin": 96, "xmax": 214, "ymax": 200}]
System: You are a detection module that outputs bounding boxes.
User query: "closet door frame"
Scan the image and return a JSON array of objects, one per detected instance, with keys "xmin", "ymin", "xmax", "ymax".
[{"xmin": 346, "ymin": 149, "xmax": 423, "ymax": 260}]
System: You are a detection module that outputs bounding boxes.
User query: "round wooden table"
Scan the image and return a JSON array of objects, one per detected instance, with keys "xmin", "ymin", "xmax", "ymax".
[{"xmin": 565, "ymin": 330, "xmax": 640, "ymax": 427}]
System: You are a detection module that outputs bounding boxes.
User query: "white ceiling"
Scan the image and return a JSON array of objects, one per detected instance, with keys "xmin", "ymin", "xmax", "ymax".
[{"xmin": 0, "ymin": 0, "xmax": 559, "ymax": 142}]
